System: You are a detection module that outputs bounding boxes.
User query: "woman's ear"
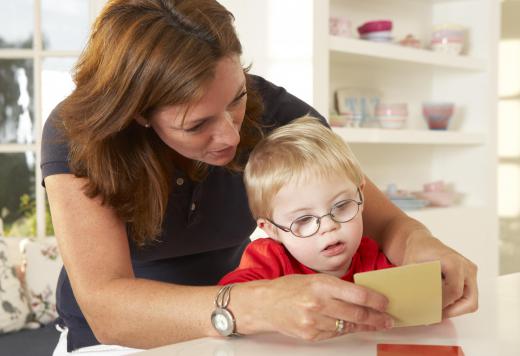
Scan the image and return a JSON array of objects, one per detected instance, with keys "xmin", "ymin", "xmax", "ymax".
[
  {"xmin": 257, "ymin": 218, "xmax": 280, "ymax": 241},
  {"xmin": 135, "ymin": 115, "xmax": 151, "ymax": 128}
]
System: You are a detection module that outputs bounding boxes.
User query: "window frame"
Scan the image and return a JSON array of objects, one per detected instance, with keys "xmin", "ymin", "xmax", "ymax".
[{"xmin": 0, "ymin": 0, "xmax": 106, "ymax": 239}]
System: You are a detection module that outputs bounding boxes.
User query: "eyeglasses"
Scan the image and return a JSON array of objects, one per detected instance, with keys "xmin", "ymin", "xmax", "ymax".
[{"xmin": 267, "ymin": 188, "xmax": 363, "ymax": 238}]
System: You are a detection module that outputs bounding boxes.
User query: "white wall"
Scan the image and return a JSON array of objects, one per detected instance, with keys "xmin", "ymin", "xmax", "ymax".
[{"xmin": 219, "ymin": 0, "xmax": 316, "ymax": 107}]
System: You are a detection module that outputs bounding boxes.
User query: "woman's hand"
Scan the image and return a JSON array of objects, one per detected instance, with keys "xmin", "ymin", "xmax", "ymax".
[
  {"xmin": 235, "ymin": 274, "xmax": 394, "ymax": 341},
  {"xmin": 402, "ymin": 230, "xmax": 478, "ymax": 318}
]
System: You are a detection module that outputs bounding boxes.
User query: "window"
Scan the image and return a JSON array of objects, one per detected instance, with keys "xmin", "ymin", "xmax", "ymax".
[
  {"xmin": 498, "ymin": 0, "xmax": 520, "ymax": 274},
  {"xmin": 0, "ymin": 0, "xmax": 105, "ymax": 238}
]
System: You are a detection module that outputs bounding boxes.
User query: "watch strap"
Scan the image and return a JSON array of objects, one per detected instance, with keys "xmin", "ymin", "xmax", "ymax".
[{"xmin": 213, "ymin": 284, "xmax": 242, "ymax": 336}]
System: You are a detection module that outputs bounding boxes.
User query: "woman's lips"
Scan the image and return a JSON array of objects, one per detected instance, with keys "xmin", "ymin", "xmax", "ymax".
[
  {"xmin": 209, "ymin": 146, "xmax": 235, "ymax": 158},
  {"xmin": 321, "ymin": 242, "xmax": 346, "ymax": 257}
]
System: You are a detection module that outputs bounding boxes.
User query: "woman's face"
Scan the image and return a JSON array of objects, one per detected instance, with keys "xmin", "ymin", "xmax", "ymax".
[{"xmin": 147, "ymin": 55, "xmax": 247, "ymax": 166}]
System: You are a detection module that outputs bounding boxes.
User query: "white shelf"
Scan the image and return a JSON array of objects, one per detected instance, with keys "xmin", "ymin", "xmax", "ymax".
[
  {"xmin": 329, "ymin": 36, "xmax": 487, "ymax": 71},
  {"xmin": 333, "ymin": 127, "xmax": 486, "ymax": 145}
]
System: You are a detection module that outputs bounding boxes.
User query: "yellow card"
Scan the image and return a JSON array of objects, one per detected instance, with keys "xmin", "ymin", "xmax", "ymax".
[{"xmin": 354, "ymin": 261, "xmax": 442, "ymax": 327}]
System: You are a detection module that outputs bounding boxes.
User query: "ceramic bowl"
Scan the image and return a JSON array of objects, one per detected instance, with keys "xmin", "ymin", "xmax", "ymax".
[
  {"xmin": 378, "ymin": 117, "xmax": 407, "ymax": 129},
  {"xmin": 375, "ymin": 103, "xmax": 408, "ymax": 116},
  {"xmin": 357, "ymin": 20, "xmax": 393, "ymax": 35},
  {"xmin": 376, "ymin": 103, "xmax": 407, "ymax": 129},
  {"xmin": 422, "ymin": 102, "xmax": 454, "ymax": 130},
  {"xmin": 431, "ymin": 41, "xmax": 464, "ymax": 55},
  {"xmin": 360, "ymin": 30, "xmax": 393, "ymax": 43},
  {"xmin": 431, "ymin": 24, "xmax": 466, "ymax": 54}
]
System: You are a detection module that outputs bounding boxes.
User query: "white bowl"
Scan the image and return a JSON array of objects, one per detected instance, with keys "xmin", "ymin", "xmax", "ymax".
[
  {"xmin": 361, "ymin": 30, "xmax": 392, "ymax": 39},
  {"xmin": 360, "ymin": 31, "xmax": 393, "ymax": 43},
  {"xmin": 431, "ymin": 41, "xmax": 464, "ymax": 55},
  {"xmin": 378, "ymin": 116, "xmax": 406, "ymax": 129}
]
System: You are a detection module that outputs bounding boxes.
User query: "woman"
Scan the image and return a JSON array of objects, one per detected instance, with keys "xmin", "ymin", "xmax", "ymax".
[{"xmin": 42, "ymin": 0, "xmax": 478, "ymax": 354}]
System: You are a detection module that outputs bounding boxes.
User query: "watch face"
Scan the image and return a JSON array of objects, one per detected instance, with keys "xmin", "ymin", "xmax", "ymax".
[
  {"xmin": 211, "ymin": 308, "xmax": 235, "ymax": 336},
  {"xmin": 214, "ymin": 313, "xmax": 229, "ymax": 330}
]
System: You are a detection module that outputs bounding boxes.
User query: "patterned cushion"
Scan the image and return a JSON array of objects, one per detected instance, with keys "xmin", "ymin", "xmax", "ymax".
[
  {"xmin": 0, "ymin": 238, "xmax": 31, "ymax": 333},
  {"xmin": 20, "ymin": 238, "xmax": 62, "ymax": 325}
]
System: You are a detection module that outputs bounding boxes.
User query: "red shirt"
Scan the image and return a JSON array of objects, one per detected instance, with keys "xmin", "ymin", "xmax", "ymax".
[{"xmin": 219, "ymin": 236, "xmax": 394, "ymax": 285}]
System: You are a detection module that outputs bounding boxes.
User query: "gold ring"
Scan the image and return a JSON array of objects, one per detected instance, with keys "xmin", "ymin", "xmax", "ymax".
[{"xmin": 335, "ymin": 319, "xmax": 345, "ymax": 334}]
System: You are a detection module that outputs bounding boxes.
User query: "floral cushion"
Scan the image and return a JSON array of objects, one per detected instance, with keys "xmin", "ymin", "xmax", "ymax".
[
  {"xmin": 0, "ymin": 238, "xmax": 31, "ymax": 333},
  {"xmin": 20, "ymin": 238, "xmax": 62, "ymax": 325}
]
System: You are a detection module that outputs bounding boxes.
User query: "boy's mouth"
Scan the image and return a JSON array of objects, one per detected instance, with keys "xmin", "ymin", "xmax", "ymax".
[{"xmin": 321, "ymin": 241, "xmax": 346, "ymax": 257}]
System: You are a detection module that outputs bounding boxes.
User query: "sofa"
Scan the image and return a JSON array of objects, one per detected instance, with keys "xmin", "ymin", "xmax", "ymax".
[{"xmin": 0, "ymin": 237, "xmax": 62, "ymax": 355}]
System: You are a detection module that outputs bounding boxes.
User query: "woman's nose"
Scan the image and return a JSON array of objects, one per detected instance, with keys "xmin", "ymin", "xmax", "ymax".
[{"xmin": 214, "ymin": 112, "xmax": 240, "ymax": 146}]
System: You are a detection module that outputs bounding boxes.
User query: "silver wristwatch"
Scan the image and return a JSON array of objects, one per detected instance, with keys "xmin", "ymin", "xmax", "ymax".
[{"xmin": 211, "ymin": 284, "xmax": 240, "ymax": 337}]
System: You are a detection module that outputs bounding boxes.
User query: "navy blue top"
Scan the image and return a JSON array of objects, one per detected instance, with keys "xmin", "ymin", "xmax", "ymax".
[{"xmin": 41, "ymin": 75, "xmax": 325, "ymax": 351}]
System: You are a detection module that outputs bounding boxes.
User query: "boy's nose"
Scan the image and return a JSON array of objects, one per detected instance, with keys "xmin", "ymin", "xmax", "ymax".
[{"xmin": 319, "ymin": 214, "xmax": 339, "ymax": 235}]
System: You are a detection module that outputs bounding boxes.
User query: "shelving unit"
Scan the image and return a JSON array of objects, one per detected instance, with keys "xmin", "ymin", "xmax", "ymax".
[
  {"xmin": 221, "ymin": 0, "xmax": 499, "ymax": 277},
  {"xmin": 322, "ymin": 0, "xmax": 499, "ymax": 275}
]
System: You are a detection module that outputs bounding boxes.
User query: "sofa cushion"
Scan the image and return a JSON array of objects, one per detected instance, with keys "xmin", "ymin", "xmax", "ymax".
[
  {"xmin": 20, "ymin": 238, "xmax": 62, "ymax": 325},
  {"xmin": 0, "ymin": 238, "xmax": 31, "ymax": 333}
]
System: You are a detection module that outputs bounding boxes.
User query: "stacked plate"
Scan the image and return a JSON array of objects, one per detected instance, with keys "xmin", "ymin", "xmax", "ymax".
[
  {"xmin": 358, "ymin": 20, "xmax": 393, "ymax": 43},
  {"xmin": 385, "ymin": 184, "xmax": 429, "ymax": 210}
]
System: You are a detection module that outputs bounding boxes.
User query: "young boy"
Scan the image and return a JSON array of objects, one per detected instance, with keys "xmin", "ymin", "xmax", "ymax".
[{"xmin": 219, "ymin": 116, "xmax": 394, "ymax": 285}]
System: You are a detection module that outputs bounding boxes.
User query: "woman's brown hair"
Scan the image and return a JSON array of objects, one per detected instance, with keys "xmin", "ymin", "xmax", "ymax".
[{"xmin": 57, "ymin": 0, "xmax": 263, "ymax": 245}]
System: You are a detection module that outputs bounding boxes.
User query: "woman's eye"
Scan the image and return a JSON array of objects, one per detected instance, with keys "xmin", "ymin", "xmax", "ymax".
[
  {"xmin": 184, "ymin": 121, "xmax": 206, "ymax": 132},
  {"xmin": 230, "ymin": 91, "xmax": 247, "ymax": 107}
]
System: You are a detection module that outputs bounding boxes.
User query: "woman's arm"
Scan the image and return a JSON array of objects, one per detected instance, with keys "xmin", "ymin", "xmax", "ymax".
[
  {"xmin": 361, "ymin": 176, "xmax": 478, "ymax": 318},
  {"xmin": 46, "ymin": 174, "xmax": 222, "ymax": 348},
  {"xmin": 362, "ymin": 177, "xmax": 424, "ymax": 264}
]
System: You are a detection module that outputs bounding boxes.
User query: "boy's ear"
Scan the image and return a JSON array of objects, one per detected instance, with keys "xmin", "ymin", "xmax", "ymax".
[
  {"xmin": 358, "ymin": 180, "xmax": 366, "ymax": 212},
  {"xmin": 257, "ymin": 218, "xmax": 279, "ymax": 241},
  {"xmin": 359, "ymin": 178, "xmax": 367, "ymax": 193},
  {"xmin": 359, "ymin": 180, "xmax": 366, "ymax": 194}
]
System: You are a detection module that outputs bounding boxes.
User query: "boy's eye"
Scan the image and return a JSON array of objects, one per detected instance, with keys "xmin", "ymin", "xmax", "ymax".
[
  {"xmin": 293, "ymin": 215, "xmax": 316, "ymax": 225},
  {"xmin": 334, "ymin": 200, "xmax": 350, "ymax": 210}
]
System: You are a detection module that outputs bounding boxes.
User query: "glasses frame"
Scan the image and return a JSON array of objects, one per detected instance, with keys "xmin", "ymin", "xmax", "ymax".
[{"xmin": 266, "ymin": 187, "xmax": 363, "ymax": 238}]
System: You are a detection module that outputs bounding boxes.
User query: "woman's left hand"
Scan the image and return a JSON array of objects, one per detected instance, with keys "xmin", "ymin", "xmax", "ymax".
[{"xmin": 402, "ymin": 230, "xmax": 478, "ymax": 319}]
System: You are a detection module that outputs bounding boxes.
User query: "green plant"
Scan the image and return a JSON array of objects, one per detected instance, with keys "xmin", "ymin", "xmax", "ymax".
[{"xmin": 4, "ymin": 194, "xmax": 54, "ymax": 237}]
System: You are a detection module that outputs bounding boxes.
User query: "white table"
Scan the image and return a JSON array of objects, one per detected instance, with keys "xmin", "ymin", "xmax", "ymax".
[{"xmin": 137, "ymin": 273, "xmax": 519, "ymax": 356}]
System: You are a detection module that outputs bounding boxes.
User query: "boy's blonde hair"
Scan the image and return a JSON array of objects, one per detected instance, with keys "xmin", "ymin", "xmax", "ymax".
[{"xmin": 244, "ymin": 115, "xmax": 364, "ymax": 219}]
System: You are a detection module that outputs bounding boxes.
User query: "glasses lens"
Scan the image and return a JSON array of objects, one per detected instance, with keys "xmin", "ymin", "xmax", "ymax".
[
  {"xmin": 331, "ymin": 200, "xmax": 359, "ymax": 223},
  {"xmin": 291, "ymin": 215, "xmax": 319, "ymax": 237}
]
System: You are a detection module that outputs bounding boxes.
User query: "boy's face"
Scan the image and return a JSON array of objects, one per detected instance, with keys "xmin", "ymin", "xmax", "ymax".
[{"xmin": 260, "ymin": 174, "xmax": 364, "ymax": 277}]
